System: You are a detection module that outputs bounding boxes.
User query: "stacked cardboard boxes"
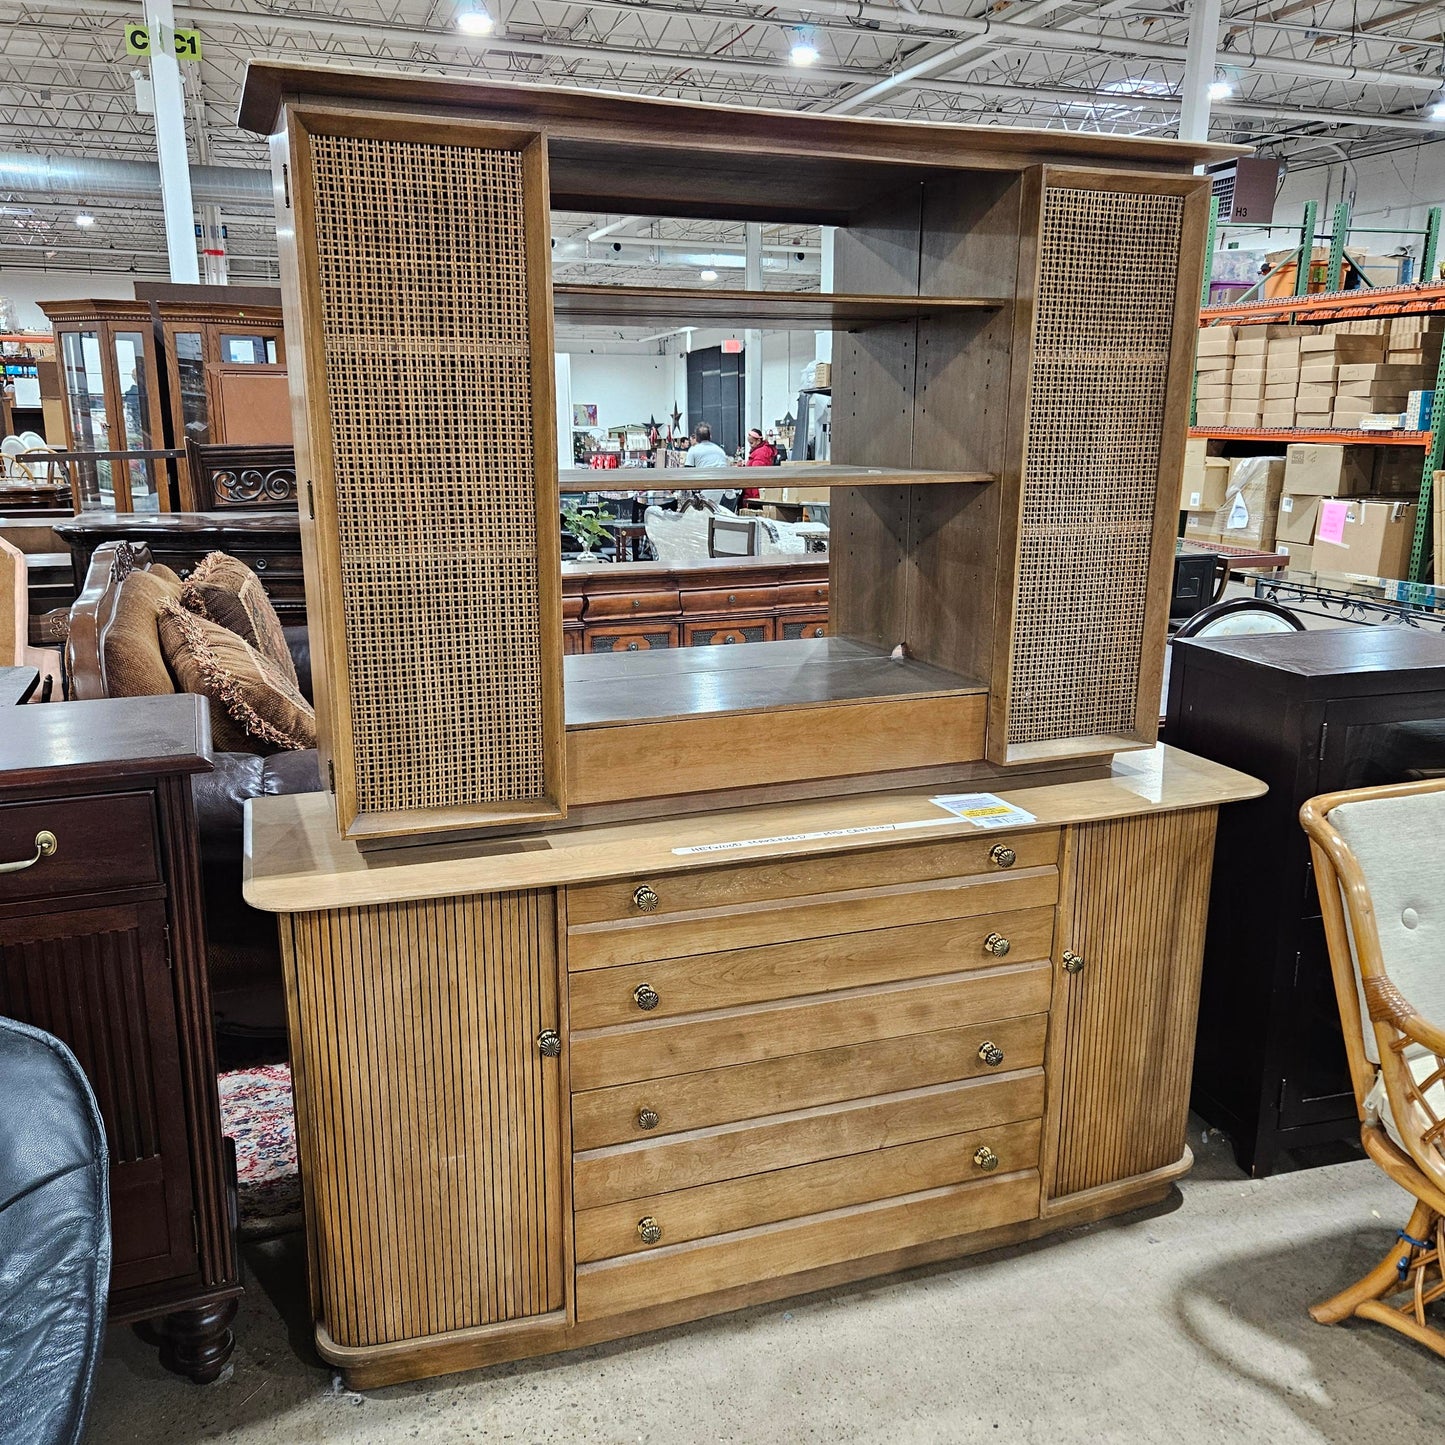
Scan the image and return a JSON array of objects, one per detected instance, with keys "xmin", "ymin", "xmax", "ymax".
[
  {"xmin": 1194, "ymin": 326, "xmax": 1233, "ymax": 428},
  {"xmin": 1184, "ymin": 455, "xmax": 1285, "ymax": 549}
]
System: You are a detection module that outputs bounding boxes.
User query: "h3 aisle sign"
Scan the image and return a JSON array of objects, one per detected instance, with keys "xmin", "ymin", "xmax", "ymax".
[{"xmin": 124, "ymin": 24, "xmax": 203, "ymax": 60}]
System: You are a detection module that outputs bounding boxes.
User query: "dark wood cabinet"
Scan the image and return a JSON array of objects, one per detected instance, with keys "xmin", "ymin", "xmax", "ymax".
[
  {"xmin": 1165, "ymin": 627, "xmax": 1445, "ymax": 1176},
  {"xmin": 0, "ymin": 694, "xmax": 239, "ymax": 1380}
]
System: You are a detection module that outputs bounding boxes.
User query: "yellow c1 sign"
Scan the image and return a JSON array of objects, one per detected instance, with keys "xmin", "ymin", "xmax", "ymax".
[{"xmin": 124, "ymin": 24, "xmax": 203, "ymax": 60}]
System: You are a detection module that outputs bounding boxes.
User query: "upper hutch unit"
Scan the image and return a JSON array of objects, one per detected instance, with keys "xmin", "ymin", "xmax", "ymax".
[{"xmin": 39, "ymin": 285, "xmax": 289, "ymax": 514}]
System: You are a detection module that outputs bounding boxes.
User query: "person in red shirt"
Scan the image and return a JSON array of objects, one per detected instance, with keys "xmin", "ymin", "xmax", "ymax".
[{"xmin": 744, "ymin": 428, "xmax": 778, "ymax": 467}]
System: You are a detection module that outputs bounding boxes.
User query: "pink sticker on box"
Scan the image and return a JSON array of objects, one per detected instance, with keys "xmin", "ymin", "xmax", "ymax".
[{"xmin": 1317, "ymin": 498, "xmax": 1350, "ymax": 546}]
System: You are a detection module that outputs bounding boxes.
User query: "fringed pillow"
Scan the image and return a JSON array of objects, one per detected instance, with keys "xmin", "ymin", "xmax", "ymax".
[{"xmin": 179, "ymin": 551, "xmax": 298, "ymax": 690}]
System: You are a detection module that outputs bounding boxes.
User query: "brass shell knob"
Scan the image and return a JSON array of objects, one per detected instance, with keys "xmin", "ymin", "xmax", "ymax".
[
  {"xmin": 537, "ymin": 1029, "xmax": 561, "ymax": 1058},
  {"xmin": 637, "ymin": 1216, "xmax": 662, "ymax": 1246},
  {"xmin": 637, "ymin": 1108, "xmax": 659, "ymax": 1130},
  {"xmin": 633, "ymin": 884, "xmax": 660, "ymax": 913},
  {"xmin": 989, "ymin": 844, "xmax": 1016, "ymax": 869},
  {"xmin": 978, "ymin": 1041, "xmax": 1005, "ymax": 1068},
  {"xmin": 974, "ymin": 1145, "xmax": 1000, "ymax": 1172},
  {"xmin": 1062, "ymin": 950, "xmax": 1085, "ymax": 975},
  {"xmin": 634, "ymin": 982, "xmax": 660, "ymax": 1011},
  {"xmin": 983, "ymin": 932, "xmax": 1010, "ymax": 957}
]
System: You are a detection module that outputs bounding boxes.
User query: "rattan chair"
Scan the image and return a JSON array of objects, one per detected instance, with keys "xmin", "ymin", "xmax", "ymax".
[{"xmin": 1300, "ymin": 778, "xmax": 1445, "ymax": 1359}]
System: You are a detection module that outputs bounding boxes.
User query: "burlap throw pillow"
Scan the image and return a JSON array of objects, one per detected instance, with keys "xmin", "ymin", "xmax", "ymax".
[
  {"xmin": 157, "ymin": 601, "xmax": 316, "ymax": 754},
  {"xmin": 180, "ymin": 551, "xmax": 298, "ymax": 689},
  {"xmin": 103, "ymin": 566, "xmax": 184, "ymax": 697}
]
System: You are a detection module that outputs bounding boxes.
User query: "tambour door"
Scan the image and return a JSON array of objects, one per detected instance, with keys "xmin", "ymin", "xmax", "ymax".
[
  {"xmin": 283, "ymin": 891, "xmax": 566, "ymax": 1350},
  {"xmin": 990, "ymin": 168, "xmax": 1210, "ymax": 765},
  {"xmin": 275, "ymin": 105, "xmax": 564, "ymax": 843}
]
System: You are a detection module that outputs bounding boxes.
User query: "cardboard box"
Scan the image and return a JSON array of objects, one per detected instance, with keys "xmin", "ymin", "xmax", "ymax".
[
  {"xmin": 1385, "ymin": 349, "xmax": 1439, "ymax": 369},
  {"xmin": 1264, "ymin": 381, "xmax": 1299, "ymax": 400},
  {"xmin": 1299, "ymin": 364, "xmax": 1338, "ymax": 385},
  {"xmin": 1235, "ymin": 325, "xmax": 1314, "ymax": 356},
  {"xmin": 1227, "ymin": 408, "xmax": 1264, "ymax": 427},
  {"xmin": 1337, "ymin": 363, "xmax": 1427, "ymax": 383},
  {"xmin": 1195, "ymin": 382, "xmax": 1230, "ymax": 400},
  {"xmin": 1312, "ymin": 497, "xmax": 1417, "ymax": 579},
  {"xmin": 1284, "ymin": 443, "xmax": 1373, "ymax": 495},
  {"xmin": 1194, "ymin": 410, "xmax": 1228, "ymax": 428},
  {"xmin": 1180, "ymin": 456, "xmax": 1230, "ymax": 512},
  {"xmin": 1374, "ymin": 450, "xmax": 1425, "ymax": 494},
  {"xmin": 1267, "ymin": 339, "xmax": 1304, "ymax": 364},
  {"xmin": 1333, "ymin": 405, "xmax": 1404, "ymax": 429},
  {"xmin": 1276, "ymin": 491, "xmax": 1328, "ymax": 544},
  {"xmin": 1231, "ymin": 367, "xmax": 1267, "ymax": 387},
  {"xmin": 1230, "ymin": 379, "xmax": 1267, "ymax": 400},
  {"xmin": 1390, "ymin": 315, "xmax": 1445, "ymax": 338},
  {"xmin": 1406, "ymin": 389, "xmax": 1435, "ymax": 430},
  {"xmin": 1335, "ymin": 382, "xmax": 1411, "ymax": 403},
  {"xmin": 1296, "ymin": 381, "xmax": 1337, "ymax": 399},
  {"xmin": 1198, "ymin": 456, "xmax": 1286, "ymax": 549},
  {"xmin": 1261, "ymin": 407, "xmax": 1297, "ymax": 427},
  {"xmin": 1196, "ymin": 326, "xmax": 1236, "ymax": 356},
  {"xmin": 1279, "ymin": 540, "xmax": 1314, "ymax": 571},
  {"xmin": 1298, "ymin": 334, "xmax": 1386, "ymax": 360},
  {"xmin": 1195, "ymin": 354, "xmax": 1234, "ymax": 374},
  {"xmin": 1294, "ymin": 396, "xmax": 1335, "ymax": 417}
]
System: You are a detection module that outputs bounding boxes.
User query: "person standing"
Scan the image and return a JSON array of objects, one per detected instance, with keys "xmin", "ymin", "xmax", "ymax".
[
  {"xmin": 684, "ymin": 421, "xmax": 738, "ymax": 509},
  {"xmin": 744, "ymin": 428, "xmax": 778, "ymax": 467}
]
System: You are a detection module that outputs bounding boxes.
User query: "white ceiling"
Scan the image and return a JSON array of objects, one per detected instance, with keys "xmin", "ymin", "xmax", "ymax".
[{"xmin": 4, "ymin": 0, "xmax": 1445, "ymax": 288}]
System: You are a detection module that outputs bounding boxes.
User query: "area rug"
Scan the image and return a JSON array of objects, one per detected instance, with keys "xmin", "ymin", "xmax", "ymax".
[{"xmin": 217, "ymin": 1063, "xmax": 303, "ymax": 1240}]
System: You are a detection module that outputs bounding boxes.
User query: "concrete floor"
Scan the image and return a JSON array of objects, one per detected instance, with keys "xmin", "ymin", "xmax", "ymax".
[{"xmin": 84, "ymin": 1123, "xmax": 1445, "ymax": 1445}]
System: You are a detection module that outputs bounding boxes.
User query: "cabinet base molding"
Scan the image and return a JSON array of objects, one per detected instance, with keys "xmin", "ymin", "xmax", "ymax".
[{"xmin": 321, "ymin": 1161, "xmax": 1188, "ymax": 1391}]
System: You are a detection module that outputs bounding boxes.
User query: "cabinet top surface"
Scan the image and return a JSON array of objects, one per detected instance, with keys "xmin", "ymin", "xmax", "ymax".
[
  {"xmin": 238, "ymin": 62, "xmax": 1243, "ymax": 174},
  {"xmin": 55, "ymin": 511, "xmax": 301, "ymax": 539},
  {"xmin": 1174, "ymin": 628, "xmax": 1445, "ymax": 689},
  {"xmin": 0, "ymin": 694, "xmax": 212, "ymax": 787},
  {"xmin": 243, "ymin": 744, "xmax": 1264, "ymax": 913}
]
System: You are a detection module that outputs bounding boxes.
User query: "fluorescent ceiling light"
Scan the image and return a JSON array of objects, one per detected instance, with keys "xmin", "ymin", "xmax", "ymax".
[
  {"xmin": 457, "ymin": 7, "xmax": 494, "ymax": 36},
  {"xmin": 790, "ymin": 27, "xmax": 820, "ymax": 66},
  {"xmin": 1208, "ymin": 79, "xmax": 1232, "ymax": 101},
  {"xmin": 1430, "ymin": 99, "xmax": 1445, "ymax": 120},
  {"xmin": 75, "ymin": 213, "xmax": 96, "ymax": 228},
  {"xmin": 700, "ymin": 269, "xmax": 719, "ymax": 281}
]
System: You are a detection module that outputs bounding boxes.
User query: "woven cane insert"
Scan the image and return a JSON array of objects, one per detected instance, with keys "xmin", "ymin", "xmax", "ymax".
[
  {"xmin": 308, "ymin": 132, "xmax": 545, "ymax": 813},
  {"xmin": 1008, "ymin": 185, "xmax": 1183, "ymax": 747}
]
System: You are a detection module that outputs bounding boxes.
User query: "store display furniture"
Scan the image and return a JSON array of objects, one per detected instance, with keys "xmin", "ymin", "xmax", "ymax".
[
  {"xmin": 1166, "ymin": 627, "xmax": 1445, "ymax": 1176},
  {"xmin": 235, "ymin": 64, "xmax": 1254, "ymax": 1386},
  {"xmin": 66, "ymin": 541, "xmax": 320, "ymax": 1037},
  {"xmin": 0, "ymin": 693, "xmax": 240, "ymax": 1381},
  {"xmin": 38, "ymin": 290, "xmax": 286, "ymax": 514},
  {"xmin": 1300, "ymin": 778, "xmax": 1445, "ymax": 1360}
]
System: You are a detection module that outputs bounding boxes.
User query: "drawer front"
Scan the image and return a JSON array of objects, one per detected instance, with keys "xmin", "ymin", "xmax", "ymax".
[
  {"xmin": 681, "ymin": 585, "xmax": 777, "ymax": 614},
  {"xmin": 570, "ymin": 908, "xmax": 1055, "ymax": 1029},
  {"xmin": 586, "ymin": 589, "xmax": 680, "ymax": 621},
  {"xmin": 576, "ymin": 1118, "xmax": 1041, "ymax": 1262},
  {"xmin": 568, "ymin": 868, "xmax": 1058, "ymax": 972},
  {"xmin": 780, "ymin": 614, "xmax": 829, "ymax": 642},
  {"xmin": 683, "ymin": 618, "xmax": 775, "ymax": 647},
  {"xmin": 574, "ymin": 1167, "xmax": 1041, "ymax": 1320},
  {"xmin": 575, "ymin": 1066, "xmax": 1043, "ymax": 1208},
  {"xmin": 572, "ymin": 1012, "xmax": 1048, "ymax": 1150},
  {"xmin": 0, "ymin": 792, "xmax": 159, "ymax": 904},
  {"xmin": 568, "ymin": 830, "xmax": 1059, "ymax": 928},
  {"xmin": 584, "ymin": 624, "xmax": 678, "ymax": 654},
  {"xmin": 774, "ymin": 582, "xmax": 829, "ymax": 610},
  {"xmin": 573, "ymin": 958, "xmax": 1051, "ymax": 1092}
]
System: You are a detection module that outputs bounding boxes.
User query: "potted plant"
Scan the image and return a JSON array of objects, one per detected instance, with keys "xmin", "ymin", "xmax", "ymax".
[{"xmin": 561, "ymin": 503, "xmax": 612, "ymax": 565}]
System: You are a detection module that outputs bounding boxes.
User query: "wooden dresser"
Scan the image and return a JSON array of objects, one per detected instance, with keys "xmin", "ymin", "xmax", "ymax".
[
  {"xmin": 248, "ymin": 746, "xmax": 1261, "ymax": 1386},
  {"xmin": 0, "ymin": 694, "xmax": 239, "ymax": 1381}
]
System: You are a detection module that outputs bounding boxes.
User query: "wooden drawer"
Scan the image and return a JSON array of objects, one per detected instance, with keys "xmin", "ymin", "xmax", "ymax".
[
  {"xmin": 574, "ymin": 1166, "xmax": 1041, "ymax": 1320},
  {"xmin": 568, "ymin": 830, "xmax": 1059, "ymax": 929},
  {"xmin": 683, "ymin": 618, "xmax": 775, "ymax": 647},
  {"xmin": 572, "ymin": 1012, "xmax": 1048, "ymax": 1150},
  {"xmin": 586, "ymin": 589, "xmax": 680, "ymax": 621},
  {"xmin": 584, "ymin": 624, "xmax": 678, "ymax": 654},
  {"xmin": 0, "ymin": 792, "xmax": 159, "ymax": 904},
  {"xmin": 568, "ymin": 867, "xmax": 1058, "ymax": 972},
  {"xmin": 680, "ymin": 585, "xmax": 777, "ymax": 614},
  {"xmin": 571, "ymin": 960, "xmax": 1051, "ymax": 1091},
  {"xmin": 774, "ymin": 581, "xmax": 829, "ymax": 609},
  {"xmin": 575, "ymin": 1064, "xmax": 1043, "ymax": 1208},
  {"xmin": 570, "ymin": 907, "xmax": 1055, "ymax": 1028},
  {"xmin": 779, "ymin": 613, "xmax": 828, "ymax": 641},
  {"xmin": 576, "ymin": 1117, "xmax": 1041, "ymax": 1262}
]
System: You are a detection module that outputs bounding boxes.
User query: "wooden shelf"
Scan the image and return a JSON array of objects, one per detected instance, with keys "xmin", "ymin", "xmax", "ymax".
[
  {"xmin": 1189, "ymin": 426, "xmax": 1429, "ymax": 447},
  {"xmin": 1201, "ymin": 282, "xmax": 1445, "ymax": 326},
  {"xmin": 559, "ymin": 464, "xmax": 994, "ymax": 492},
  {"xmin": 553, "ymin": 285, "xmax": 1001, "ymax": 329},
  {"xmin": 565, "ymin": 637, "xmax": 985, "ymax": 729}
]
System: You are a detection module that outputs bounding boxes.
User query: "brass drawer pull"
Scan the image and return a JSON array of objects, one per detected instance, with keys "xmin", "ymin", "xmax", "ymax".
[
  {"xmin": 973, "ymin": 1145, "xmax": 1000, "ymax": 1172},
  {"xmin": 0, "ymin": 829, "xmax": 57, "ymax": 875},
  {"xmin": 983, "ymin": 932, "xmax": 1010, "ymax": 957},
  {"xmin": 633, "ymin": 884, "xmax": 659, "ymax": 913},
  {"xmin": 637, "ymin": 1107, "xmax": 659, "ymax": 1130},
  {"xmin": 634, "ymin": 982, "xmax": 660, "ymax": 1011},
  {"xmin": 1062, "ymin": 951, "xmax": 1085, "ymax": 975},
  {"xmin": 977, "ymin": 1040, "xmax": 1005, "ymax": 1068},
  {"xmin": 637, "ymin": 1216, "xmax": 662, "ymax": 1246},
  {"xmin": 989, "ymin": 844, "xmax": 1016, "ymax": 869},
  {"xmin": 536, "ymin": 1029, "xmax": 561, "ymax": 1058}
]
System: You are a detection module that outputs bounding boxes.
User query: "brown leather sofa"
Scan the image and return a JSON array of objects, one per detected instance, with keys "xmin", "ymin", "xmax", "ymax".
[{"xmin": 67, "ymin": 540, "xmax": 322, "ymax": 1039}]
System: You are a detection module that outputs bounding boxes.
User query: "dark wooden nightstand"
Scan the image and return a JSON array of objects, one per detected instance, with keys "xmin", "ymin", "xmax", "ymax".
[{"xmin": 0, "ymin": 694, "xmax": 240, "ymax": 1381}]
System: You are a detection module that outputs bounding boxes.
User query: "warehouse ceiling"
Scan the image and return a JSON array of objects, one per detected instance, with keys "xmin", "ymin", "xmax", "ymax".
[{"xmin": 4, "ymin": 0, "xmax": 1445, "ymax": 289}]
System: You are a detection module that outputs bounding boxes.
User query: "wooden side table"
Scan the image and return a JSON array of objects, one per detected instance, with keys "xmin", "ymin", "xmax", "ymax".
[{"xmin": 0, "ymin": 694, "xmax": 240, "ymax": 1381}]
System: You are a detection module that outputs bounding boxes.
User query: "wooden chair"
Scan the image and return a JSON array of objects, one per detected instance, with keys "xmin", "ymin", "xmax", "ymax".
[
  {"xmin": 0, "ymin": 536, "xmax": 63, "ymax": 701},
  {"xmin": 1300, "ymin": 778, "xmax": 1445, "ymax": 1359}
]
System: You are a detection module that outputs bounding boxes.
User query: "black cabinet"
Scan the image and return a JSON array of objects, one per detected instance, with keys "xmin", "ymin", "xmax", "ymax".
[{"xmin": 1165, "ymin": 627, "xmax": 1445, "ymax": 1176}]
